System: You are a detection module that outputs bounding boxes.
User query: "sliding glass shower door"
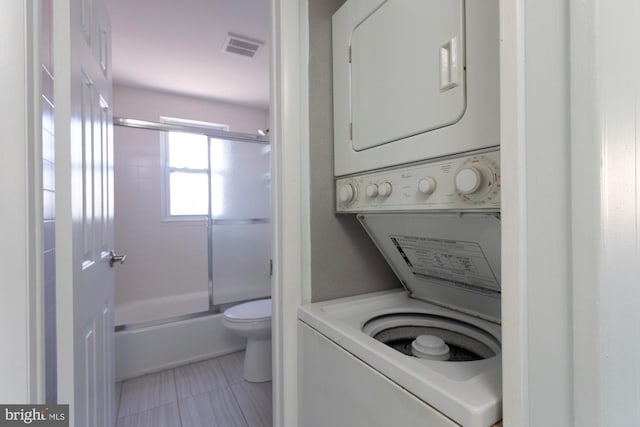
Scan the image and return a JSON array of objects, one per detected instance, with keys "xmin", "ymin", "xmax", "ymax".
[
  {"xmin": 113, "ymin": 118, "xmax": 270, "ymax": 329},
  {"xmin": 209, "ymin": 138, "xmax": 271, "ymax": 305}
]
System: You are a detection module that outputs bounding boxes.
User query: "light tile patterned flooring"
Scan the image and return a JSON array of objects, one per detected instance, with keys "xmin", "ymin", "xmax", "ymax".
[{"xmin": 116, "ymin": 351, "xmax": 272, "ymax": 427}]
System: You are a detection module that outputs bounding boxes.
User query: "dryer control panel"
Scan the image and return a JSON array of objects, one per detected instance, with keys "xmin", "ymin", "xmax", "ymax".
[{"xmin": 336, "ymin": 149, "xmax": 500, "ymax": 212}]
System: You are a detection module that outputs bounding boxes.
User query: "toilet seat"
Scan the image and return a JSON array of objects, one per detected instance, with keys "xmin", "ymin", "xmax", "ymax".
[{"xmin": 224, "ymin": 299, "xmax": 271, "ymax": 323}]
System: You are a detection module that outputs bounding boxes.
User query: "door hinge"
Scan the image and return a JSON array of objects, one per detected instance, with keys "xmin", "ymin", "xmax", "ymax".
[
  {"xmin": 349, "ymin": 122, "xmax": 353, "ymax": 140},
  {"xmin": 348, "ymin": 44, "xmax": 352, "ymax": 63},
  {"xmin": 270, "ymin": 259, "xmax": 273, "ymax": 276}
]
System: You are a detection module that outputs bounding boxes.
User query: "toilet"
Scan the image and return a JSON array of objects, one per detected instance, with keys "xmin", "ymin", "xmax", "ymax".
[{"xmin": 223, "ymin": 298, "xmax": 272, "ymax": 382}]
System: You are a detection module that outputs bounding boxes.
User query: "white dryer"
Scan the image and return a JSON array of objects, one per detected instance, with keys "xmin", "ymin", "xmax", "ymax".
[{"xmin": 333, "ymin": 0, "xmax": 500, "ymax": 176}]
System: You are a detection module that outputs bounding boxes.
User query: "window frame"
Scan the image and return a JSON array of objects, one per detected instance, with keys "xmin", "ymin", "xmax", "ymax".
[{"xmin": 160, "ymin": 117, "xmax": 229, "ymax": 221}]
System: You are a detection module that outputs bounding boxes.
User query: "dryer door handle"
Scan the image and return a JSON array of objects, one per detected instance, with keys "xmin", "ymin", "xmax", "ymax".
[{"xmin": 440, "ymin": 37, "xmax": 460, "ymax": 91}]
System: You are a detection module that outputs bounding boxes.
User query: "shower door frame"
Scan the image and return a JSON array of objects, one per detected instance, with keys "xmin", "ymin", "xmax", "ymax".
[{"xmin": 113, "ymin": 117, "xmax": 270, "ymax": 331}]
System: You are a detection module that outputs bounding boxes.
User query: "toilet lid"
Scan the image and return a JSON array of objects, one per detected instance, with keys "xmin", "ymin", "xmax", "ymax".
[{"xmin": 224, "ymin": 299, "xmax": 272, "ymax": 322}]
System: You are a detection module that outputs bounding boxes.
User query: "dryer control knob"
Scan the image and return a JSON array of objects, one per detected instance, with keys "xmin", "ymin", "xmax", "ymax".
[
  {"xmin": 338, "ymin": 184, "xmax": 356, "ymax": 203},
  {"xmin": 418, "ymin": 177, "xmax": 436, "ymax": 195},
  {"xmin": 378, "ymin": 182, "xmax": 392, "ymax": 197},
  {"xmin": 455, "ymin": 167, "xmax": 482, "ymax": 195},
  {"xmin": 366, "ymin": 183, "xmax": 379, "ymax": 198}
]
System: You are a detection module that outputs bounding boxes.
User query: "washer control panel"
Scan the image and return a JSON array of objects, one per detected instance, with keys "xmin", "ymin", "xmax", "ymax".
[{"xmin": 336, "ymin": 149, "xmax": 500, "ymax": 212}]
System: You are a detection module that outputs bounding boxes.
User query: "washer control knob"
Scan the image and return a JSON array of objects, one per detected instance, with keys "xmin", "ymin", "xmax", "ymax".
[
  {"xmin": 366, "ymin": 183, "xmax": 379, "ymax": 198},
  {"xmin": 338, "ymin": 183, "xmax": 356, "ymax": 203},
  {"xmin": 455, "ymin": 167, "xmax": 482, "ymax": 195},
  {"xmin": 378, "ymin": 182, "xmax": 392, "ymax": 197},
  {"xmin": 418, "ymin": 177, "xmax": 436, "ymax": 195}
]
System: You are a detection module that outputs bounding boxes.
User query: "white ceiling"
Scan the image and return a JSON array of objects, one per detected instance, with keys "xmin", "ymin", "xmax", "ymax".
[{"xmin": 105, "ymin": 0, "xmax": 271, "ymax": 109}]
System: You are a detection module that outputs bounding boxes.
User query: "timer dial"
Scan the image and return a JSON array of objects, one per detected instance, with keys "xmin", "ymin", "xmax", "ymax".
[
  {"xmin": 454, "ymin": 156, "xmax": 500, "ymax": 204},
  {"xmin": 454, "ymin": 168, "xmax": 481, "ymax": 195}
]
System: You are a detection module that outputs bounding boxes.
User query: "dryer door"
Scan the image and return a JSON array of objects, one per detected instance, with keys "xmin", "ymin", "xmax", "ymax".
[
  {"xmin": 333, "ymin": 0, "xmax": 500, "ymax": 176},
  {"xmin": 350, "ymin": 0, "xmax": 465, "ymax": 152}
]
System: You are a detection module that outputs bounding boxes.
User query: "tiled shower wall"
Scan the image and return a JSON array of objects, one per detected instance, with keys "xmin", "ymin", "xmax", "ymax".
[{"xmin": 41, "ymin": 0, "xmax": 57, "ymax": 404}]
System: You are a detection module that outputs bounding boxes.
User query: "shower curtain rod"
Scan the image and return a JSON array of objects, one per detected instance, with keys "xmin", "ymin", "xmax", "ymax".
[{"xmin": 113, "ymin": 116, "xmax": 270, "ymax": 144}]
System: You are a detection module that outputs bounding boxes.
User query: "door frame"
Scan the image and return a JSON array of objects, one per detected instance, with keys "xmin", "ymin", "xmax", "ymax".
[
  {"xmin": 0, "ymin": 0, "xmax": 45, "ymax": 404},
  {"xmin": 270, "ymin": 0, "xmax": 606, "ymax": 426},
  {"xmin": 270, "ymin": 0, "xmax": 309, "ymax": 426},
  {"xmin": 500, "ymin": 0, "xmax": 574, "ymax": 424}
]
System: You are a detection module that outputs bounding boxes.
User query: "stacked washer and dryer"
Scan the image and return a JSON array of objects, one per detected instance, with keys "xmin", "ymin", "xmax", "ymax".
[{"xmin": 299, "ymin": 1, "xmax": 502, "ymax": 426}]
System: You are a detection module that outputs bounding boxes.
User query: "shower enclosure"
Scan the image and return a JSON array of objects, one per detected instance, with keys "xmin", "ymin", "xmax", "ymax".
[{"xmin": 113, "ymin": 118, "xmax": 271, "ymax": 330}]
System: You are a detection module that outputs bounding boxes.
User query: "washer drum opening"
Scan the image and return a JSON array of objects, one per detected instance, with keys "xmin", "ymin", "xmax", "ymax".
[{"xmin": 363, "ymin": 313, "xmax": 501, "ymax": 362}]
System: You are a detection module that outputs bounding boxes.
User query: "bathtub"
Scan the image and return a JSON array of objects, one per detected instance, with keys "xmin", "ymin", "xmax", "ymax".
[{"xmin": 114, "ymin": 294, "xmax": 246, "ymax": 381}]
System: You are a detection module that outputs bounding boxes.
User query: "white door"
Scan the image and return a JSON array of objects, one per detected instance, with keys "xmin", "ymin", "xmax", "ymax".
[{"xmin": 54, "ymin": 0, "xmax": 115, "ymax": 426}]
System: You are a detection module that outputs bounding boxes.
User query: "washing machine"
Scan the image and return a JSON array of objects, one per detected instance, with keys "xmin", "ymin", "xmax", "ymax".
[
  {"xmin": 298, "ymin": 150, "xmax": 502, "ymax": 427},
  {"xmin": 332, "ymin": 0, "xmax": 500, "ymax": 176}
]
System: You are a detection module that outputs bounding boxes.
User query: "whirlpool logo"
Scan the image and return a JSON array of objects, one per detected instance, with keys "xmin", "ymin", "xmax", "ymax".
[{"xmin": 0, "ymin": 405, "xmax": 68, "ymax": 426}]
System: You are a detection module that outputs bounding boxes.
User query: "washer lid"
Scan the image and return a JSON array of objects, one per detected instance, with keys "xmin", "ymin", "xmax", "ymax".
[
  {"xmin": 357, "ymin": 213, "xmax": 501, "ymax": 323},
  {"xmin": 224, "ymin": 299, "xmax": 272, "ymax": 322}
]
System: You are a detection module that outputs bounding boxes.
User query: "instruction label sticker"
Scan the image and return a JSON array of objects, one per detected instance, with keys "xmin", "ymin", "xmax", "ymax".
[{"xmin": 390, "ymin": 235, "xmax": 500, "ymax": 292}]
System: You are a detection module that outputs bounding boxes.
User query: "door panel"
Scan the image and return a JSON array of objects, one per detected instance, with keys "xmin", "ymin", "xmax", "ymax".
[
  {"xmin": 81, "ymin": 73, "xmax": 95, "ymax": 266},
  {"xmin": 210, "ymin": 139, "xmax": 271, "ymax": 220},
  {"xmin": 55, "ymin": 0, "xmax": 114, "ymax": 425},
  {"xmin": 350, "ymin": 0, "xmax": 465, "ymax": 151},
  {"xmin": 81, "ymin": 326, "xmax": 97, "ymax": 427},
  {"xmin": 209, "ymin": 139, "xmax": 271, "ymax": 305}
]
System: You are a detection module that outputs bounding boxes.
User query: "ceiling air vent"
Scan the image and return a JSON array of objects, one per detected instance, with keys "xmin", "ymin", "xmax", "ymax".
[{"xmin": 223, "ymin": 33, "xmax": 264, "ymax": 58}]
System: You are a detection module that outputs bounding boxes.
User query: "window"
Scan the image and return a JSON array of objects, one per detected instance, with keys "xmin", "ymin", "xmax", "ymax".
[{"xmin": 161, "ymin": 118, "xmax": 228, "ymax": 218}]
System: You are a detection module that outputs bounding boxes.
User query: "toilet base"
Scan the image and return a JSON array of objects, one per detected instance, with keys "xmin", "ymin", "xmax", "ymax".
[{"xmin": 243, "ymin": 337, "xmax": 272, "ymax": 382}]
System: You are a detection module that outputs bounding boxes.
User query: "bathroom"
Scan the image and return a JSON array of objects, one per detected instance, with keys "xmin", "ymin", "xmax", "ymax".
[{"xmin": 106, "ymin": 0, "xmax": 274, "ymax": 424}]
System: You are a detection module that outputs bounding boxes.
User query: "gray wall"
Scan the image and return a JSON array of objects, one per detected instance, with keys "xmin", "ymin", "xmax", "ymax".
[{"xmin": 308, "ymin": 0, "xmax": 399, "ymax": 302}]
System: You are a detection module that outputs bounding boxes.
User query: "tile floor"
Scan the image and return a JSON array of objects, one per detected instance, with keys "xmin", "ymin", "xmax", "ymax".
[{"xmin": 115, "ymin": 351, "xmax": 272, "ymax": 427}]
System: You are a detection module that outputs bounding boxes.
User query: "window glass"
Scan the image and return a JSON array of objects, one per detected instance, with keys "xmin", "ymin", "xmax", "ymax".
[
  {"xmin": 161, "ymin": 118, "xmax": 228, "ymax": 218},
  {"xmin": 168, "ymin": 132, "xmax": 208, "ymax": 169},
  {"xmin": 169, "ymin": 172, "xmax": 208, "ymax": 216}
]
